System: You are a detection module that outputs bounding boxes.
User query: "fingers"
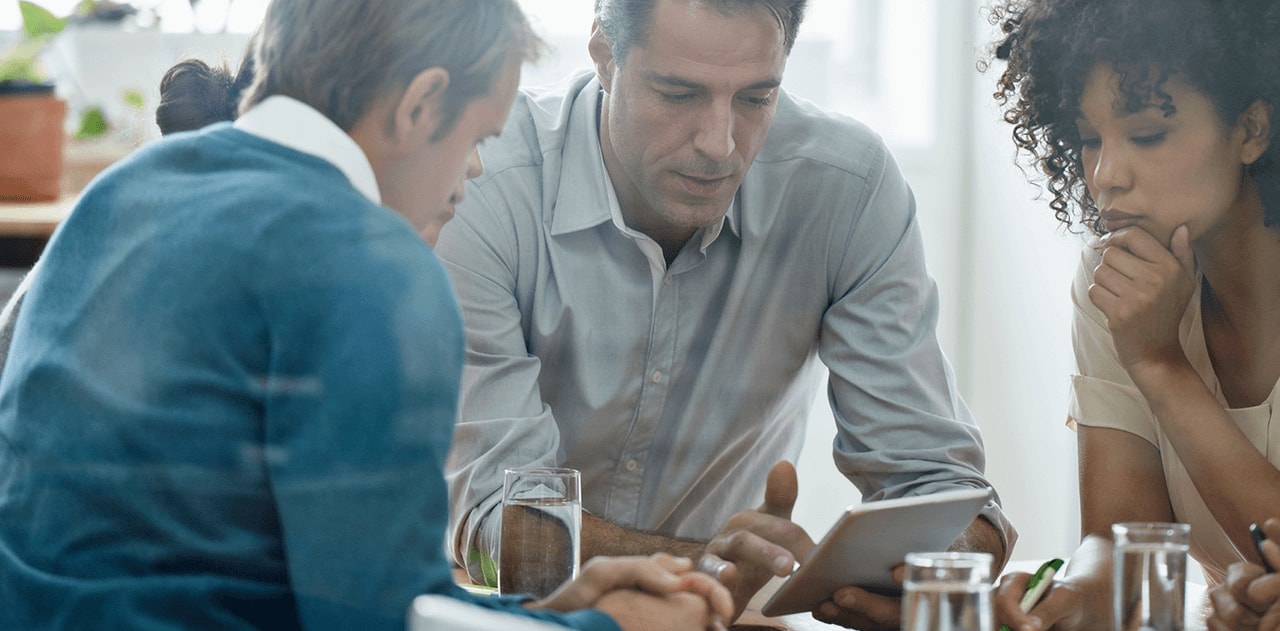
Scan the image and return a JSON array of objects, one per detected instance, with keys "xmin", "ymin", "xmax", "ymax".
[
  {"xmin": 1262, "ymin": 519, "xmax": 1280, "ymax": 572},
  {"xmin": 1244, "ymin": 573, "xmax": 1280, "ymax": 613},
  {"xmin": 1015, "ymin": 579, "xmax": 1081, "ymax": 630},
  {"xmin": 696, "ymin": 551, "xmax": 737, "ymax": 585},
  {"xmin": 814, "ymin": 586, "xmax": 900, "ymax": 630},
  {"xmin": 593, "ymin": 589, "xmax": 719, "ymax": 631},
  {"xmin": 550, "ymin": 555, "xmax": 687, "ymax": 610},
  {"xmin": 1169, "ymin": 225, "xmax": 1195, "ymax": 274},
  {"xmin": 1098, "ymin": 226, "xmax": 1172, "ymax": 264},
  {"xmin": 705, "ymin": 514, "xmax": 804, "ymax": 578},
  {"xmin": 607, "ymin": 555, "xmax": 733, "ymax": 626},
  {"xmin": 671, "ymin": 569, "xmax": 736, "ymax": 623},
  {"xmin": 1211, "ymin": 577, "xmax": 1262, "ymax": 629},
  {"xmin": 649, "ymin": 553, "xmax": 695, "ymax": 575},
  {"xmin": 761, "ymin": 460, "xmax": 799, "ymax": 520},
  {"xmin": 993, "ymin": 572, "xmax": 1035, "ymax": 628}
]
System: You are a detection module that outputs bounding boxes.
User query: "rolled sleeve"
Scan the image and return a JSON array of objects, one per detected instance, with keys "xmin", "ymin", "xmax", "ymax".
[
  {"xmin": 820, "ymin": 141, "xmax": 1017, "ymax": 563},
  {"xmin": 438, "ymin": 186, "xmax": 565, "ymax": 583}
]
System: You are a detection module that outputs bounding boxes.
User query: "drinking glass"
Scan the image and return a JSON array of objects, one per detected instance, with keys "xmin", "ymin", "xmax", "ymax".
[
  {"xmin": 902, "ymin": 551, "xmax": 994, "ymax": 631},
  {"xmin": 499, "ymin": 467, "xmax": 581, "ymax": 598},
  {"xmin": 1112, "ymin": 522, "xmax": 1190, "ymax": 631}
]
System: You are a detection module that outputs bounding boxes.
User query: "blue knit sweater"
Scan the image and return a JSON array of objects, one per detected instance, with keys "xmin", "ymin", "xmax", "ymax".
[{"xmin": 0, "ymin": 124, "xmax": 616, "ymax": 631}]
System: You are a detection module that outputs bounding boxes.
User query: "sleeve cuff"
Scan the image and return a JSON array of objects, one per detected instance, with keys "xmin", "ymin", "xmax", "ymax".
[{"xmin": 1068, "ymin": 374, "xmax": 1158, "ymax": 446}]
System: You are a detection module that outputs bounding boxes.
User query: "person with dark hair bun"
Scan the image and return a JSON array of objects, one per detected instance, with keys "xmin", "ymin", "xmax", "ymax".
[
  {"xmin": 0, "ymin": 1, "xmax": 733, "ymax": 630},
  {"xmin": 154, "ymin": 34, "xmax": 256, "ymax": 136},
  {"xmin": 154, "ymin": 49, "xmax": 254, "ymax": 135},
  {"xmin": 987, "ymin": 0, "xmax": 1277, "ymax": 629}
]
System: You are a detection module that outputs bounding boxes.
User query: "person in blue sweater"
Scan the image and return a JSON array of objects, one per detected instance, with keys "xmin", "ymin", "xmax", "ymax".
[{"xmin": 0, "ymin": 1, "xmax": 731, "ymax": 630}]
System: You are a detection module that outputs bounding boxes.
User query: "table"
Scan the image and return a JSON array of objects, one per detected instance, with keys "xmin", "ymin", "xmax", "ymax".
[
  {"xmin": 451, "ymin": 568, "xmax": 840, "ymax": 630},
  {"xmin": 0, "ymin": 196, "xmax": 75, "ymax": 238},
  {"xmin": 454, "ymin": 563, "xmax": 1210, "ymax": 630}
]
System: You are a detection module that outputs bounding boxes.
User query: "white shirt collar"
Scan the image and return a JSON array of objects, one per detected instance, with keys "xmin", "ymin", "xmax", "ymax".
[{"xmin": 234, "ymin": 96, "xmax": 382, "ymax": 205}]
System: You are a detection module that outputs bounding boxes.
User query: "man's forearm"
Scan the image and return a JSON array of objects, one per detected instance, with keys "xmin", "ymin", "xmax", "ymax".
[
  {"xmin": 582, "ymin": 512, "xmax": 707, "ymax": 561},
  {"xmin": 948, "ymin": 515, "xmax": 1008, "ymax": 576}
]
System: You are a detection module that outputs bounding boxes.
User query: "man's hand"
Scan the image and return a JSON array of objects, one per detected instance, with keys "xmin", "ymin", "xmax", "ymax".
[
  {"xmin": 699, "ymin": 460, "xmax": 816, "ymax": 619},
  {"xmin": 816, "ymin": 512, "xmax": 1007, "ymax": 629},
  {"xmin": 532, "ymin": 553, "xmax": 734, "ymax": 630}
]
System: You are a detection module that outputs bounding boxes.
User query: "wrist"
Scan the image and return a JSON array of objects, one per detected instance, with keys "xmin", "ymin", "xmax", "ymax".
[{"xmin": 1125, "ymin": 353, "xmax": 1194, "ymax": 394}]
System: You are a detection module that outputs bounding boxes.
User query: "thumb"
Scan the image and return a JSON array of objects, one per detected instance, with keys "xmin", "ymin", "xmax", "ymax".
[
  {"xmin": 1169, "ymin": 224, "xmax": 1194, "ymax": 274},
  {"xmin": 761, "ymin": 460, "xmax": 798, "ymax": 519}
]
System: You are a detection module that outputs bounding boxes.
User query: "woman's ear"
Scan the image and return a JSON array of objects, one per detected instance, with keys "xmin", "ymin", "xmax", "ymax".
[
  {"xmin": 1239, "ymin": 99, "xmax": 1273, "ymax": 166},
  {"xmin": 588, "ymin": 19, "xmax": 616, "ymax": 93},
  {"xmin": 393, "ymin": 67, "xmax": 451, "ymax": 150}
]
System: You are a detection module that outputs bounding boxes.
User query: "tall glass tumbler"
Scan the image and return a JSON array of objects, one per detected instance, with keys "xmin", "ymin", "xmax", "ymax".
[
  {"xmin": 1112, "ymin": 522, "xmax": 1190, "ymax": 631},
  {"xmin": 499, "ymin": 467, "xmax": 582, "ymax": 598},
  {"xmin": 902, "ymin": 552, "xmax": 994, "ymax": 631}
]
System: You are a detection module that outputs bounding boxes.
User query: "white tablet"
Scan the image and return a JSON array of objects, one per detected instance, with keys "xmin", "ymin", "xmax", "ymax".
[{"xmin": 760, "ymin": 487, "xmax": 991, "ymax": 617}]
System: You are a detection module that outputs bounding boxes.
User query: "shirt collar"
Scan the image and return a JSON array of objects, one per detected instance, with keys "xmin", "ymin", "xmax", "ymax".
[
  {"xmin": 550, "ymin": 77, "xmax": 740, "ymax": 244},
  {"xmin": 234, "ymin": 96, "xmax": 382, "ymax": 205}
]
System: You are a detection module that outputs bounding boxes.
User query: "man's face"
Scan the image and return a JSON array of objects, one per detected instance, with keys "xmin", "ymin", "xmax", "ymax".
[
  {"xmin": 394, "ymin": 55, "xmax": 521, "ymax": 245},
  {"xmin": 593, "ymin": 0, "xmax": 787, "ymax": 244}
]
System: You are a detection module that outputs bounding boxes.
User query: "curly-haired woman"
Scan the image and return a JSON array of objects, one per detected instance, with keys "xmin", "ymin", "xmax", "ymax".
[{"xmin": 986, "ymin": 0, "xmax": 1278, "ymax": 628}]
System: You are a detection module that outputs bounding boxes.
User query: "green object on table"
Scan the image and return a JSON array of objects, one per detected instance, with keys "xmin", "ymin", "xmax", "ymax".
[
  {"xmin": 999, "ymin": 558, "xmax": 1064, "ymax": 631},
  {"xmin": 467, "ymin": 548, "xmax": 499, "ymax": 588}
]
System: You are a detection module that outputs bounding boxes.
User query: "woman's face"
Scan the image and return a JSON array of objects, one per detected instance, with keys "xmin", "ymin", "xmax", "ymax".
[{"xmin": 1075, "ymin": 63, "xmax": 1254, "ymax": 245}]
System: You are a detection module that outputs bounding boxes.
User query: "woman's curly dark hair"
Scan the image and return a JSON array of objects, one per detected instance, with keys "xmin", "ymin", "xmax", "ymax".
[{"xmin": 985, "ymin": 0, "xmax": 1279, "ymax": 234}]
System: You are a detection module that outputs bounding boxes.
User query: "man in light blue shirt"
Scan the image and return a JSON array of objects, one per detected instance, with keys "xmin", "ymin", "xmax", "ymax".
[{"xmin": 439, "ymin": 0, "xmax": 1017, "ymax": 626}]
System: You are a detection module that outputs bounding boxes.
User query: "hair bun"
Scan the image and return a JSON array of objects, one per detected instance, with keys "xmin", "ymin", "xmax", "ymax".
[{"xmin": 155, "ymin": 59, "xmax": 240, "ymax": 136}]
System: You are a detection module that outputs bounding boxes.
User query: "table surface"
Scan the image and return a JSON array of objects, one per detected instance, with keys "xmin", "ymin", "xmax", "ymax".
[
  {"xmin": 0, "ymin": 196, "xmax": 76, "ymax": 238},
  {"xmin": 454, "ymin": 561, "xmax": 1211, "ymax": 630}
]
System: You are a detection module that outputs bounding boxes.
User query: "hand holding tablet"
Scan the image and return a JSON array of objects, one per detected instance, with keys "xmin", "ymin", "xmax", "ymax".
[{"xmin": 760, "ymin": 487, "xmax": 991, "ymax": 617}]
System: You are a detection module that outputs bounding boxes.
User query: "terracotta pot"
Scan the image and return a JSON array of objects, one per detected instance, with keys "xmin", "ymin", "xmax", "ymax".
[{"xmin": 0, "ymin": 84, "xmax": 67, "ymax": 202}]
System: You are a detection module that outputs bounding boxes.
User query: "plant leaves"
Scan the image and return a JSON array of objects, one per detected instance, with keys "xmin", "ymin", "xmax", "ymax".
[
  {"xmin": 0, "ymin": 37, "xmax": 49, "ymax": 84},
  {"xmin": 74, "ymin": 106, "xmax": 109, "ymax": 140},
  {"xmin": 19, "ymin": 1, "xmax": 68, "ymax": 39},
  {"xmin": 122, "ymin": 88, "xmax": 144, "ymax": 111}
]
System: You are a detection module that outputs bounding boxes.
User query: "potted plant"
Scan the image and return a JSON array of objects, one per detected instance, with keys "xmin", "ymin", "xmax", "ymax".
[{"xmin": 0, "ymin": 1, "xmax": 70, "ymax": 201}]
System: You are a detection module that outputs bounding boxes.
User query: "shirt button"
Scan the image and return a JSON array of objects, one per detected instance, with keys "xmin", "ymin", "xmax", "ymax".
[
  {"xmin": 663, "ymin": 276, "xmax": 672, "ymax": 285},
  {"xmin": 651, "ymin": 371, "xmax": 662, "ymax": 383},
  {"xmin": 625, "ymin": 459, "xmax": 638, "ymax": 472}
]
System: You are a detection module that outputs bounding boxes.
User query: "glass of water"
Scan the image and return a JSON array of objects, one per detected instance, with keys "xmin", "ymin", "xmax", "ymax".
[
  {"xmin": 1112, "ymin": 522, "xmax": 1190, "ymax": 631},
  {"xmin": 499, "ymin": 467, "xmax": 582, "ymax": 598},
  {"xmin": 902, "ymin": 551, "xmax": 994, "ymax": 631}
]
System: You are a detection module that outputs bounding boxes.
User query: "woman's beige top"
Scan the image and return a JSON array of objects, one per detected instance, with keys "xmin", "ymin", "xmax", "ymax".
[{"xmin": 1068, "ymin": 243, "xmax": 1278, "ymax": 584}]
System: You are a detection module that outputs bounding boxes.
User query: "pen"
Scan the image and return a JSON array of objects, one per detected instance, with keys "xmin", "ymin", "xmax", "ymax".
[
  {"xmin": 998, "ymin": 558, "xmax": 1064, "ymax": 631},
  {"xmin": 1251, "ymin": 523, "xmax": 1276, "ymax": 573}
]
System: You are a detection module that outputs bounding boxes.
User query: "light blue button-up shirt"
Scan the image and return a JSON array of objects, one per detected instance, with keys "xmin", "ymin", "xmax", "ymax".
[{"xmin": 439, "ymin": 73, "xmax": 1016, "ymax": 576}]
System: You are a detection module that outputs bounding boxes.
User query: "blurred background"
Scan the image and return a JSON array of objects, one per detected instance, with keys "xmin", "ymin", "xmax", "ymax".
[{"xmin": 0, "ymin": 0, "xmax": 1095, "ymax": 570}]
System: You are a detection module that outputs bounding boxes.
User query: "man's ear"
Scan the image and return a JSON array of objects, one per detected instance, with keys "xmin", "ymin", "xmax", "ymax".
[
  {"xmin": 1239, "ymin": 99, "xmax": 1273, "ymax": 166},
  {"xmin": 392, "ymin": 67, "xmax": 450, "ymax": 150},
  {"xmin": 588, "ymin": 19, "xmax": 616, "ymax": 92}
]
